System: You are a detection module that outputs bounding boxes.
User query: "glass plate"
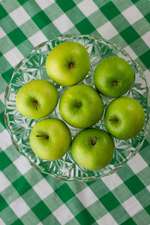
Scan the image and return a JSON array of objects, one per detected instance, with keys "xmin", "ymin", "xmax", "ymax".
[{"xmin": 4, "ymin": 35, "xmax": 149, "ymax": 181}]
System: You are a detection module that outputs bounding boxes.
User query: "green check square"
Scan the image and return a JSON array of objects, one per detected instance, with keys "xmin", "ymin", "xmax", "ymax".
[
  {"xmin": 100, "ymin": 192, "xmax": 120, "ymax": 211},
  {"xmin": 42, "ymin": 214, "xmax": 61, "ymax": 225},
  {"xmin": 45, "ymin": 193, "xmax": 62, "ymax": 211},
  {"xmin": 135, "ymin": 189, "xmax": 150, "ymax": 208},
  {"xmin": 113, "ymin": 183, "xmax": 132, "ymax": 203},
  {"xmin": 76, "ymin": 18, "xmax": 95, "ymax": 34},
  {"xmin": 125, "ymin": 175, "xmax": 145, "ymax": 194},
  {"xmin": 138, "ymin": 167, "xmax": 150, "ymax": 186},
  {"xmin": 131, "ymin": 0, "xmax": 140, "ymax": 3},
  {"xmin": 21, "ymin": 211, "xmax": 40, "ymax": 225},
  {"xmin": 56, "ymin": 0, "xmax": 76, "ymax": 12},
  {"xmin": 1, "ymin": 0, "xmax": 20, "ymax": 13},
  {"xmin": 66, "ymin": 197, "xmax": 84, "ymax": 215},
  {"xmin": 42, "ymin": 23, "xmax": 60, "ymax": 39},
  {"xmin": 146, "ymin": 205, "xmax": 150, "ymax": 214},
  {"xmin": 13, "ymin": 176, "xmax": 32, "ymax": 195},
  {"xmin": 121, "ymin": 26, "xmax": 140, "ymax": 44},
  {"xmin": 140, "ymin": 145, "xmax": 150, "ymax": 165},
  {"xmin": 2, "ymin": 68, "xmax": 13, "ymax": 83},
  {"xmin": 2, "ymin": 185, "xmax": 19, "ymax": 204},
  {"xmin": 140, "ymin": 50, "xmax": 150, "ymax": 69},
  {"xmin": 87, "ymin": 201, "xmax": 107, "ymax": 220},
  {"xmin": 100, "ymin": 2, "xmax": 120, "ymax": 20},
  {"xmin": 67, "ymin": 6, "xmax": 85, "ymax": 24},
  {"xmin": 0, "ymin": 112, "xmax": 6, "ymax": 128},
  {"xmin": 76, "ymin": 209, "xmax": 95, "ymax": 225},
  {"xmin": 11, "ymin": 219, "xmax": 24, "ymax": 225},
  {"xmin": 32, "ymin": 11, "xmax": 51, "ymax": 29},
  {"xmin": 0, "ymin": 152, "xmax": 11, "ymax": 170},
  {"xmin": 1, "ymin": 16, "xmax": 17, "ymax": 33},
  {"xmin": 0, "ymin": 36, "xmax": 14, "ymax": 55},
  {"xmin": 0, "ymin": 195, "xmax": 8, "ymax": 211},
  {"xmin": 88, "ymin": 11, "xmax": 107, "ymax": 29},
  {"xmin": 17, "ymin": 0, "xmax": 28, "ymax": 4},
  {"xmin": 111, "ymin": 15, "xmax": 129, "ymax": 32},
  {"xmin": 0, "ymin": 5, "xmax": 8, "ymax": 19},
  {"xmin": 8, "ymin": 28, "xmax": 27, "ymax": 46},
  {"xmin": 66, "ymin": 218, "xmax": 80, "ymax": 225},
  {"xmin": 0, "ymin": 76, "xmax": 7, "ymax": 93},
  {"xmin": 145, "ymin": 13, "xmax": 150, "ymax": 23},
  {"xmin": 21, "ymin": 20, "xmax": 39, "ymax": 37},
  {"xmin": 32, "ymin": 201, "xmax": 51, "ymax": 221},
  {"xmin": 0, "ymin": 101, "xmax": 4, "ymax": 114},
  {"xmin": 56, "ymin": 183, "xmax": 74, "ymax": 202},
  {"xmin": 45, "ymin": 4, "xmax": 62, "ymax": 21},
  {"xmin": 121, "ymin": 218, "xmax": 137, "ymax": 225},
  {"xmin": 133, "ymin": 210, "xmax": 150, "ymax": 225},
  {"xmin": 131, "ymin": 39, "xmax": 148, "ymax": 57},
  {"xmin": 23, "ymin": 189, "xmax": 41, "ymax": 208},
  {"xmin": 0, "ymin": 207, "xmax": 17, "ymax": 225},
  {"xmin": 111, "ymin": 206, "xmax": 129, "ymax": 224},
  {"xmin": 17, "ymin": 41, "xmax": 32, "ymax": 56}
]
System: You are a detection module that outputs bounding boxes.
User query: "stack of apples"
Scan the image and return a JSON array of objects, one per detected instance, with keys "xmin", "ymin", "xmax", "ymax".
[{"xmin": 16, "ymin": 41, "xmax": 145, "ymax": 171}]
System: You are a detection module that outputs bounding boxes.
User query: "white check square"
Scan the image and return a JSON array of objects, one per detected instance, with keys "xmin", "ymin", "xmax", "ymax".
[
  {"xmin": 10, "ymin": 197, "xmax": 29, "ymax": 217},
  {"xmin": 122, "ymin": 196, "xmax": 143, "ymax": 217},
  {"xmin": 53, "ymin": 14, "xmax": 74, "ymax": 33},
  {"xmin": 124, "ymin": 46, "xmax": 137, "ymax": 60},
  {"xmin": 35, "ymin": 0, "xmax": 54, "ymax": 9},
  {"xmin": 33, "ymin": 179, "xmax": 53, "ymax": 199},
  {"xmin": 0, "ymin": 27, "xmax": 6, "ymax": 38},
  {"xmin": 0, "ymin": 130, "xmax": 12, "ymax": 150},
  {"xmin": 10, "ymin": 6, "xmax": 30, "ymax": 26},
  {"xmin": 0, "ymin": 93, "xmax": 5, "ymax": 104},
  {"xmin": 102, "ymin": 173, "xmax": 123, "ymax": 191},
  {"xmin": 53, "ymin": 204, "xmax": 73, "ymax": 225},
  {"xmin": 122, "ymin": 5, "xmax": 143, "ymax": 25},
  {"xmin": 142, "ymin": 31, "xmax": 150, "ymax": 48},
  {"xmin": 29, "ymin": 30, "xmax": 47, "ymax": 47},
  {"xmin": 0, "ymin": 172, "xmax": 10, "ymax": 192},
  {"xmin": 78, "ymin": 0, "xmax": 98, "ymax": 16},
  {"xmin": 127, "ymin": 154, "xmax": 147, "ymax": 173},
  {"xmin": 77, "ymin": 187, "xmax": 97, "ymax": 207},
  {"xmin": 4, "ymin": 47, "xmax": 24, "ymax": 67},
  {"xmin": 97, "ymin": 21, "xmax": 118, "ymax": 40},
  {"xmin": 97, "ymin": 213, "xmax": 118, "ymax": 225},
  {"xmin": 0, "ymin": 218, "xmax": 6, "ymax": 225},
  {"xmin": 14, "ymin": 155, "xmax": 32, "ymax": 175}
]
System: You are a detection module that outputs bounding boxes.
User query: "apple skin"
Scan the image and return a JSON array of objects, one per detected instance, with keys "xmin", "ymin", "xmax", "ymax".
[
  {"xmin": 105, "ymin": 96, "xmax": 145, "ymax": 140},
  {"xmin": 94, "ymin": 55, "xmax": 135, "ymax": 97},
  {"xmin": 71, "ymin": 128, "xmax": 114, "ymax": 171},
  {"xmin": 16, "ymin": 80, "xmax": 58, "ymax": 119},
  {"xmin": 29, "ymin": 119, "xmax": 71, "ymax": 160},
  {"xmin": 45, "ymin": 42, "xmax": 90, "ymax": 86},
  {"xmin": 59, "ymin": 84, "xmax": 104, "ymax": 128}
]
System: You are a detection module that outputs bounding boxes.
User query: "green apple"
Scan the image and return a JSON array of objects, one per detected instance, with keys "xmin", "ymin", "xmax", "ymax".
[
  {"xmin": 45, "ymin": 42, "xmax": 90, "ymax": 86},
  {"xmin": 105, "ymin": 96, "xmax": 145, "ymax": 139},
  {"xmin": 16, "ymin": 80, "xmax": 58, "ymax": 119},
  {"xmin": 71, "ymin": 128, "xmax": 114, "ymax": 170},
  {"xmin": 94, "ymin": 55, "xmax": 135, "ymax": 97},
  {"xmin": 59, "ymin": 84, "xmax": 104, "ymax": 128},
  {"xmin": 29, "ymin": 118, "xmax": 71, "ymax": 160}
]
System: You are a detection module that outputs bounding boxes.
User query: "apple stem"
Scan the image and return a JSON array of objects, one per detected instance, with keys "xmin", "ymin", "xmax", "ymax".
[
  {"xmin": 36, "ymin": 133, "xmax": 49, "ymax": 140},
  {"xmin": 112, "ymin": 80, "xmax": 118, "ymax": 86},
  {"xmin": 32, "ymin": 99, "xmax": 39, "ymax": 110},
  {"xmin": 90, "ymin": 136, "xmax": 97, "ymax": 146},
  {"xmin": 68, "ymin": 61, "xmax": 75, "ymax": 69}
]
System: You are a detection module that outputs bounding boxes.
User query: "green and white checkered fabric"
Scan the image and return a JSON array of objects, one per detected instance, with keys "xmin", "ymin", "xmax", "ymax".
[{"xmin": 0, "ymin": 0, "xmax": 150, "ymax": 224}]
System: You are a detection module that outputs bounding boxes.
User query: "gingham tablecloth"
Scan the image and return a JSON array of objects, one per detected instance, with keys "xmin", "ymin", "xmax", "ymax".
[{"xmin": 0, "ymin": 0, "xmax": 150, "ymax": 224}]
